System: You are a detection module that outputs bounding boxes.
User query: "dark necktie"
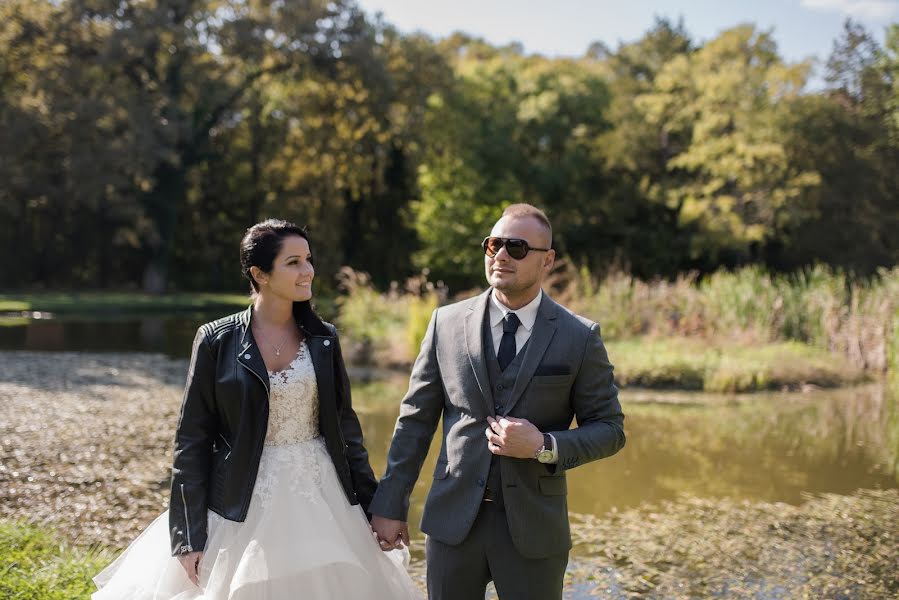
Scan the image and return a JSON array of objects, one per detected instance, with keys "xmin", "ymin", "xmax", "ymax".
[{"xmin": 497, "ymin": 313, "xmax": 521, "ymax": 371}]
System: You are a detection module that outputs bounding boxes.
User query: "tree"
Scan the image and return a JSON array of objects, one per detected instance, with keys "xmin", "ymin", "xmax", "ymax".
[
  {"xmin": 411, "ymin": 38, "xmax": 614, "ymax": 290},
  {"xmin": 635, "ymin": 25, "xmax": 819, "ymax": 267},
  {"xmin": 773, "ymin": 21, "xmax": 899, "ymax": 272}
]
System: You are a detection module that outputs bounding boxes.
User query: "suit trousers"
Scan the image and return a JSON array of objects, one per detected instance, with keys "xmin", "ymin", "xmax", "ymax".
[{"xmin": 425, "ymin": 501, "xmax": 568, "ymax": 600}]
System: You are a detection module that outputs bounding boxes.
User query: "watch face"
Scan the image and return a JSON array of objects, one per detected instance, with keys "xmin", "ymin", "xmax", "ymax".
[{"xmin": 536, "ymin": 449, "xmax": 553, "ymax": 463}]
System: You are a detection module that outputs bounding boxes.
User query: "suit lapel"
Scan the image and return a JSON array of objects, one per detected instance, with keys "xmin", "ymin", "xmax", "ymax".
[
  {"xmin": 464, "ymin": 289, "xmax": 494, "ymax": 415},
  {"xmin": 504, "ymin": 293, "xmax": 558, "ymax": 415}
]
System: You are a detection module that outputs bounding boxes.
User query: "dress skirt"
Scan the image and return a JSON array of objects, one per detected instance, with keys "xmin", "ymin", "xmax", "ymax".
[{"xmin": 92, "ymin": 437, "xmax": 421, "ymax": 600}]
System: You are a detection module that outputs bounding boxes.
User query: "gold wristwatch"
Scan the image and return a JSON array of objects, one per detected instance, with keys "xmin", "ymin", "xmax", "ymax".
[{"xmin": 534, "ymin": 433, "xmax": 554, "ymax": 463}]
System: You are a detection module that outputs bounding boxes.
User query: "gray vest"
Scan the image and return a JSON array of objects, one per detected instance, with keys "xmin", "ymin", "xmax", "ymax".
[{"xmin": 483, "ymin": 311, "xmax": 529, "ymax": 506}]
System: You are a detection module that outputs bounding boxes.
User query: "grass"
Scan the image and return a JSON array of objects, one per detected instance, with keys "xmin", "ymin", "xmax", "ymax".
[
  {"xmin": 608, "ymin": 337, "xmax": 867, "ymax": 392},
  {"xmin": 0, "ymin": 292, "xmax": 251, "ymax": 315},
  {"xmin": 0, "ymin": 520, "xmax": 112, "ymax": 600}
]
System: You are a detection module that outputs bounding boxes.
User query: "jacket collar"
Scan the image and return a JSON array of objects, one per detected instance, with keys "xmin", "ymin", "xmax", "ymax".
[{"xmin": 235, "ymin": 303, "xmax": 336, "ymax": 393}]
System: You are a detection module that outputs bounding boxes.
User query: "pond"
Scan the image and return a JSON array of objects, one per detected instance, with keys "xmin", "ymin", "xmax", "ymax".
[
  {"xmin": 0, "ymin": 314, "xmax": 217, "ymax": 356},
  {"xmin": 353, "ymin": 377, "xmax": 898, "ymax": 538}
]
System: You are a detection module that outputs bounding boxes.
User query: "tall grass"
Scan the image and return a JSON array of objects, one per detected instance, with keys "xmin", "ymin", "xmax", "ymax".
[
  {"xmin": 336, "ymin": 262, "xmax": 899, "ymax": 380},
  {"xmin": 561, "ymin": 264, "xmax": 899, "ymax": 374},
  {"xmin": 887, "ymin": 305, "xmax": 899, "ymax": 482},
  {"xmin": 335, "ymin": 268, "xmax": 444, "ymax": 366}
]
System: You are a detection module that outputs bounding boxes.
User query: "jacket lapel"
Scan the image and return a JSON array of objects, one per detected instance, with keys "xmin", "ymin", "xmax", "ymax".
[
  {"xmin": 504, "ymin": 293, "xmax": 558, "ymax": 416},
  {"xmin": 304, "ymin": 333, "xmax": 335, "ymax": 409},
  {"xmin": 464, "ymin": 289, "xmax": 494, "ymax": 415},
  {"xmin": 236, "ymin": 307, "xmax": 270, "ymax": 393}
]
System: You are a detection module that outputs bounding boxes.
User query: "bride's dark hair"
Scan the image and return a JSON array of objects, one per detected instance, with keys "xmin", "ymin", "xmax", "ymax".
[
  {"xmin": 238, "ymin": 219, "xmax": 328, "ymax": 335},
  {"xmin": 239, "ymin": 219, "xmax": 309, "ymax": 293}
]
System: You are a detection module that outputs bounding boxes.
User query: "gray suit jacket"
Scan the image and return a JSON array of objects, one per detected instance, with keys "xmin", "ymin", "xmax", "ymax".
[{"xmin": 369, "ymin": 289, "xmax": 625, "ymax": 558}]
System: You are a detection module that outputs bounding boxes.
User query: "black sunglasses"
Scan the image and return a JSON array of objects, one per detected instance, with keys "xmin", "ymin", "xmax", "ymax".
[{"xmin": 482, "ymin": 236, "xmax": 551, "ymax": 260}]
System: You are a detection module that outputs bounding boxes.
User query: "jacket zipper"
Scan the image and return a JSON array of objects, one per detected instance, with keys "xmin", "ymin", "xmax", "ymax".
[
  {"xmin": 219, "ymin": 433, "xmax": 232, "ymax": 460},
  {"xmin": 180, "ymin": 483, "xmax": 192, "ymax": 552},
  {"xmin": 239, "ymin": 360, "xmax": 270, "ymax": 519}
]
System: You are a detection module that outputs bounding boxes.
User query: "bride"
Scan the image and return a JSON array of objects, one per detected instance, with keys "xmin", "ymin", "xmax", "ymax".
[{"xmin": 93, "ymin": 219, "xmax": 420, "ymax": 599}]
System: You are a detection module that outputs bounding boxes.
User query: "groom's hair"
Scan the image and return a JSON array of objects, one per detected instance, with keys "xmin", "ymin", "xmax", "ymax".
[{"xmin": 502, "ymin": 203, "xmax": 552, "ymax": 245}]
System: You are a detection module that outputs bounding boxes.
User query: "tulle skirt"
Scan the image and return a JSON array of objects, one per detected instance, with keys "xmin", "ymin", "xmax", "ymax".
[{"xmin": 92, "ymin": 437, "xmax": 421, "ymax": 599}]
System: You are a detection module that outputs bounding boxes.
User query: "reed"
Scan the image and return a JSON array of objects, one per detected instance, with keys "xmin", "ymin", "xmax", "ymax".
[{"xmin": 563, "ymin": 263, "xmax": 899, "ymax": 375}]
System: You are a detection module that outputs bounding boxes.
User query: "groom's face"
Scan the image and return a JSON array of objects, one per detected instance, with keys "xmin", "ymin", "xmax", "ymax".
[{"xmin": 484, "ymin": 215, "xmax": 554, "ymax": 296}]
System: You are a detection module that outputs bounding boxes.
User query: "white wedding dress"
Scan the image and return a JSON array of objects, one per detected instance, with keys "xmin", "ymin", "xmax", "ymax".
[{"xmin": 93, "ymin": 341, "xmax": 421, "ymax": 599}]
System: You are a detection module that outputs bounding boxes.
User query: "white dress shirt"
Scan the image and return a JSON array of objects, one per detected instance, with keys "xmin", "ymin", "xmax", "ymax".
[{"xmin": 489, "ymin": 289, "xmax": 558, "ymax": 463}]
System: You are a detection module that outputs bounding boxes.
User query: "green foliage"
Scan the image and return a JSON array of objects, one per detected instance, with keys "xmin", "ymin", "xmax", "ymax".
[
  {"xmin": 335, "ymin": 268, "xmax": 443, "ymax": 365},
  {"xmin": 633, "ymin": 26, "xmax": 818, "ymax": 263},
  {"xmin": 410, "ymin": 40, "xmax": 613, "ymax": 288},
  {"xmin": 0, "ymin": 8, "xmax": 897, "ymax": 293},
  {"xmin": 0, "ymin": 520, "xmax": 112, "ymax": 600},
  {"xmin": 405, "ymin": 292, "xmax": 439, "ymax": 361}
]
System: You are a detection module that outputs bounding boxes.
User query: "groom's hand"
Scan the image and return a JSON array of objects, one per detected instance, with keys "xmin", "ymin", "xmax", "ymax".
[
  {"xmin": 371, "ymin": 514, "xmax": 410, "ymax": 551},
  {"xmin": 485, "ymin": 416, "xmax": 544, "ymax": 459}
]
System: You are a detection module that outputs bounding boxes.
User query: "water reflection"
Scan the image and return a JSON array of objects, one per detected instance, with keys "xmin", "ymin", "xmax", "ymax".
[
  {"xmin": 351, "ymin": 379, "xmax": 898, "ymax": 529},
  {"xmin": 0, "ymin": 315, "xmax": 213, "ymax": 356}
]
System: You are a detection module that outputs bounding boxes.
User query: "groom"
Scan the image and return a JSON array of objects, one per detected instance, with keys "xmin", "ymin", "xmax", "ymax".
[{"xmin": 370, "ymin": 203, "xmax": 625, "ymax": 600}]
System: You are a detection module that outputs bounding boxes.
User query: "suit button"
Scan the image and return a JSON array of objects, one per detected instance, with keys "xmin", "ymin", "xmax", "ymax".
[
  {"xmin": 496, "ymin": 383, "xmax": 504, "ymax": 391},
  {"xmin": 494, "ymin": 404, "xmax": 503, "ymax": 413},
  {"xmin": 477, "ymin": 478, "xmax": 485, "ymax": 487}
]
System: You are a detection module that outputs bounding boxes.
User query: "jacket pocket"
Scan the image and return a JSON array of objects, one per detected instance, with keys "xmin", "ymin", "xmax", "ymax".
[
  {"xmin": 538, "ymin": 475, "xmax": 567, "ymax": 496},
  {"xmin": 532, "ymin": 374, "xmax": 573, "ymax": 386},
  {"xmin": 432, "ymin": 459, "xmax": 449, "ymax": 480},
  {"xmin": 209, "ymin": 454, "xmax": 228, "ymax": 504}
]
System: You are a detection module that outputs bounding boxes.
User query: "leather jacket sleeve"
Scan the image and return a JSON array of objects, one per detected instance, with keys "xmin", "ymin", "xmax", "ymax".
[
  {"xmin": 169, "ymin": 326, "xmax": 217, "ymax": 555},
  {"xmin": 333, "ymin": 330, "xmax": 378, "ymax": 514}
]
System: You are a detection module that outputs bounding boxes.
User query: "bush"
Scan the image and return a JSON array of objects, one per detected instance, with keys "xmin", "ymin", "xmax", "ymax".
[{"xmin": 336, "ymin": 268, "xmax": 445, "ymax": 366}]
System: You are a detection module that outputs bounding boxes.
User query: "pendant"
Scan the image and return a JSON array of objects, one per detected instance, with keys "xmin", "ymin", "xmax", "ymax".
[{"xmin": 276, "ymin": 350, "xmax": 281, "ymax": 356}]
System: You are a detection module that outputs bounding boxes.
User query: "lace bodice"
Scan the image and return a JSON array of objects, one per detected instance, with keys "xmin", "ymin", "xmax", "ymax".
[{"xmin": 265, "ymin": 342, "xmax": 320, "ymax": 445}]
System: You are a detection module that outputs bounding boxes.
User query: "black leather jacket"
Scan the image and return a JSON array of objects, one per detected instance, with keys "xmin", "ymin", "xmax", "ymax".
[{"xmin": 168, "ymin": 302, "xmax": 377, "ymax": 556}]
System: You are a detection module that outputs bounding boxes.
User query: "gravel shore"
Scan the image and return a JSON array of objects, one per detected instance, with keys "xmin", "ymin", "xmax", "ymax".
[{"xmin": 0, "ymin": 351, "xmax": 186, "ymax": 547}]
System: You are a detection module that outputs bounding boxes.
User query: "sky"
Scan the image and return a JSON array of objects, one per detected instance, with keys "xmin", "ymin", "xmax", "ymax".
[{"xmin": 355, "ymin": 0, "xmax": 898, "ymax": 82}]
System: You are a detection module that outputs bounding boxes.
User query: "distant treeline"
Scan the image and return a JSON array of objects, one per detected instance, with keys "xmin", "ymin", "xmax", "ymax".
[{"xmin": 1, "ymin": 1, "xmax": 897, "ymax": 292}]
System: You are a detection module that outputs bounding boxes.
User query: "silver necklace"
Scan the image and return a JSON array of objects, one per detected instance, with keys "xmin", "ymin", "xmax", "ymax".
[{"xmin": 255, "ymin": 326, "xmax": 292, "ymax": 356}]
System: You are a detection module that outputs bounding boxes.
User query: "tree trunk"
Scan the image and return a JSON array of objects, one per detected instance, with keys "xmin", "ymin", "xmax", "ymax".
[{"xmin": 141, "ymin": 161, "xmax": 186, "ymax": 294}]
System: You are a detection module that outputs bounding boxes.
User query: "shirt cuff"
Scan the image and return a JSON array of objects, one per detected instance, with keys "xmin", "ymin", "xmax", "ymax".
[{"xmin": 546, "ymin": 433, "xmax": 559, "ymax": 464}]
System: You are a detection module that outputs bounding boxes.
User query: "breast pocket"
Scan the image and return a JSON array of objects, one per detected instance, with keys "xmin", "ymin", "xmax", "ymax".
[{"xmin": 531, "ymin": 374, "xmax": 572, "ymax": 387}]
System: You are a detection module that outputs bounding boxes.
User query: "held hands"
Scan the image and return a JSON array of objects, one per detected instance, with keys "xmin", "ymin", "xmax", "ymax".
[
  {"xmin": 485, "ymin": 416, "xmax": 543, "ymax": 459},
  {"xmin": 370, "ymin": 515, "xmax": 410, "ymax": 552},
  {"xmin": 177, "ymin": 551, "xmax": 203, "ymax": 585}
]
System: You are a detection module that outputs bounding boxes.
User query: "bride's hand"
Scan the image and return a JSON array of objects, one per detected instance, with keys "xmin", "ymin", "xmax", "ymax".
[{"xmin": 177, "ymin": 551, "xmax": 204, "ymax": 585}]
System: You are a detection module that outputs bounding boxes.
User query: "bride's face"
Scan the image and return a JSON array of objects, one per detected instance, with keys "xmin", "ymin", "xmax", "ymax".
[{"xmin": 256, "ymin": 235, "xmax": 314, "ymax": 302}]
